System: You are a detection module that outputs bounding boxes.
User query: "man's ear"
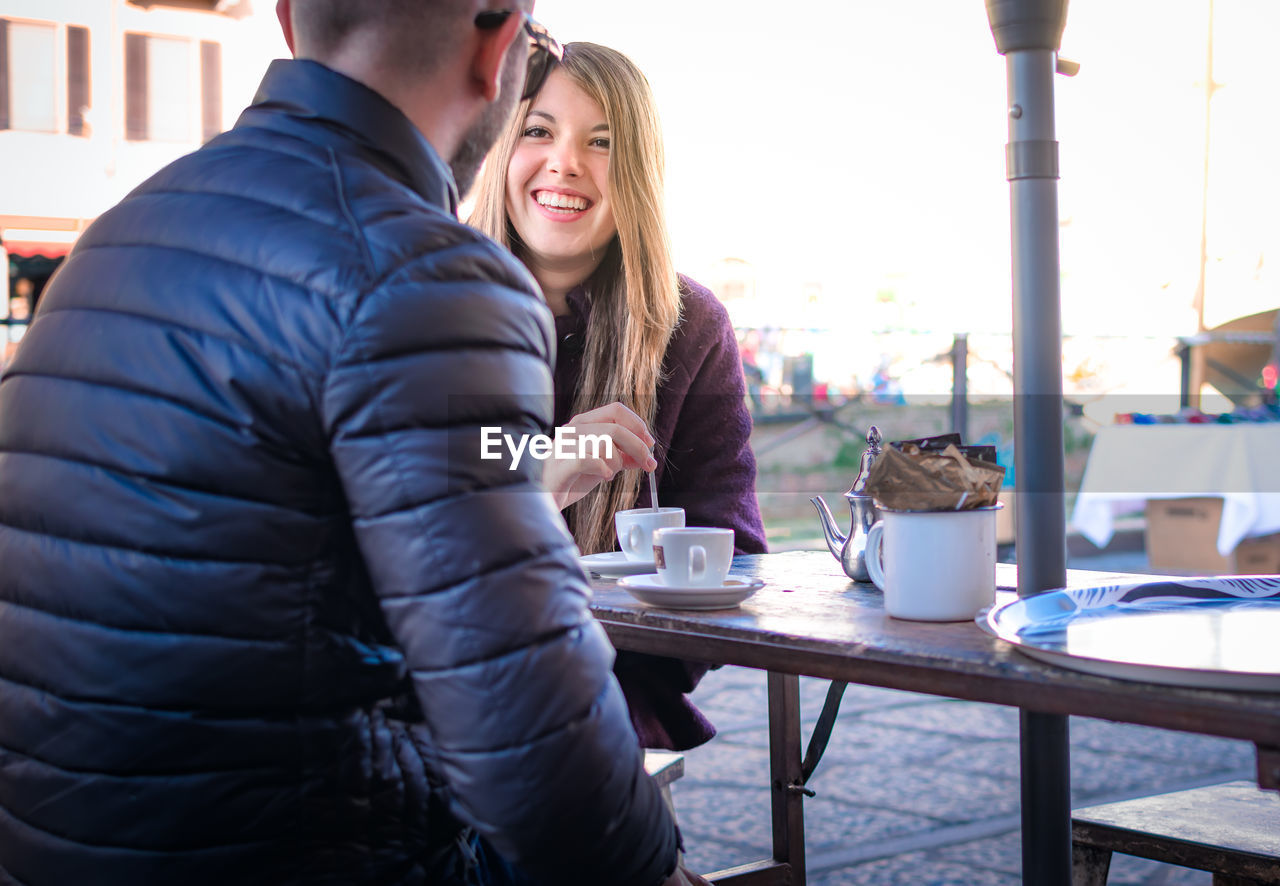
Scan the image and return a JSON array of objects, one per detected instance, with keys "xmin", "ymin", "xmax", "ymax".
[
  {"xmin": 472, "ymin": 11, "xmax": 524, "ymax": 102},
  {"xmin": 276, "ymin": 0, "xmax": 296, "ymax": 56}
]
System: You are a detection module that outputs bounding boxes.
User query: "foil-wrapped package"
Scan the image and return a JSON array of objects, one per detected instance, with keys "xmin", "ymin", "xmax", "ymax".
[{"xmin": 866, "ymin": 437, "xmax": 1005, "ymax": 512}]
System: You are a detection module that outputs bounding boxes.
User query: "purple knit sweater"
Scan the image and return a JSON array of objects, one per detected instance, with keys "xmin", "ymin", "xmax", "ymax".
[{"xmin": 553, "ymin": 274, "xmax": 767, "ymax": 749}]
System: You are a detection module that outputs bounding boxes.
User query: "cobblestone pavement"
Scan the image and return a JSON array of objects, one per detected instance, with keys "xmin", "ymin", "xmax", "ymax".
[{"xmin": 668, "ymin": 550, "xmax": 1256, "ymax": 885}]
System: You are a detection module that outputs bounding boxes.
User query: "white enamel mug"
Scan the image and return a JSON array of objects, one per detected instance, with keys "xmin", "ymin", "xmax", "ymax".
[{"xmin": 865, "ymin": 505, "xmax": 999, "ymax": 621}]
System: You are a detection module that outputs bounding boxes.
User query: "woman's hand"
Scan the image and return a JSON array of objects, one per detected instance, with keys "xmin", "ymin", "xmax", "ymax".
[{"xmin": 542, "ymin": 402, "xmax": 657, "ymax": 510}]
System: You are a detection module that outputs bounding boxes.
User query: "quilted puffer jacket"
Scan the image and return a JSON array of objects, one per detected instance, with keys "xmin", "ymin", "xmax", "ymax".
[{"xmin": 0, "ymin": 59, "xmax": 678, "ymax": 886}]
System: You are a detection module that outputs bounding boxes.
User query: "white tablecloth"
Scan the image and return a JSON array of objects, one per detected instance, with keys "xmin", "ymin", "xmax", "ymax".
[{"xmin": 1071, "ymin": 424, "xmax": 1280, "ymax": 554}]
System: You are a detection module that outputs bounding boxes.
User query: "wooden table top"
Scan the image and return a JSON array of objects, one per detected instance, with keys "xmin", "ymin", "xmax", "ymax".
[{"xmin": 589, "ymin": 551, "xmax": 1280, "ymax": 748}]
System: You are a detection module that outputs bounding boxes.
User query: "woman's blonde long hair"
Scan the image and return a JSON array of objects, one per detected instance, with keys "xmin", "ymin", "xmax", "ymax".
[{"xmin": 469, "ymin": 43, "xmax": 682, "ymax": 555}]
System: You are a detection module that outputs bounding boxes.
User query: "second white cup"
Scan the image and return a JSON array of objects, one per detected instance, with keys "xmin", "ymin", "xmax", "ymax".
[
  {"xmin": 615, "ymin": 507, "xmax": 685, "ymax": 562},
  {"xmin": 653, "ymin": 527, "xmax": 735, "ymax": 587},
  {"xmin": 864, "ymin": 506, "xmax": 999, "ymax": 621}
]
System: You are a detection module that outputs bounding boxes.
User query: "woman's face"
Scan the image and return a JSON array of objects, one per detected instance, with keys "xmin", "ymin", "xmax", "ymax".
[{"xmin": 505, "ymin": 69, "xmax": 618, "ymax": 283}]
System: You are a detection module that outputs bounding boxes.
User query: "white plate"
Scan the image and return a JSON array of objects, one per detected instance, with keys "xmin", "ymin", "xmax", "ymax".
[
  {"xmin": 983, "ymin": 575, "xmax": 1280, "ymax": 691},
  {"xmin": 616, "ymin": 574, "xmax": 764, "ymax": 610},
  {"xmin": 579, "ymin": 551, "xmax": 655, "ymax": 577}
]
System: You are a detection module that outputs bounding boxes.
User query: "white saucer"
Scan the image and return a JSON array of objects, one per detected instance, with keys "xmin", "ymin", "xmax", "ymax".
[
  {"xmin": 579, "ymin": 551, "xmax": 655, "ymax": 577},
  {"xmin": 616, "ymin": 574, "xmax": 764, "ymax": 610}
]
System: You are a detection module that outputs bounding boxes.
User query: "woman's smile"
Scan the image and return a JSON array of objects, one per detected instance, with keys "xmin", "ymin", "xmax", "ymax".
[{"xmin": 532, "ymin": 188, "xmax": 594, "ymax": 218}]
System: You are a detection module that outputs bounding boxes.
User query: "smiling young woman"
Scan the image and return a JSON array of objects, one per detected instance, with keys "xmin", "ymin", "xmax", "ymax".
[
  {"xmin": 469, "ymin": 43, "xmax": 766, "ymax": 753},
  {"xmin": 471, "ymin": 44, "xmax": 688, "ymax": 557},
  {"xmin": 470, "ymin": 41, "xmax": 765, "ymax": 553}
]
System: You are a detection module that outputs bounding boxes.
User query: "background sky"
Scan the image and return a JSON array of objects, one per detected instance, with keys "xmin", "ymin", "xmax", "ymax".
[
  {"xmin": 528, "ymin": 0, "xmax": 1280, "ymax": 340},
  {"xmin": 241, "ymin": 1, "xmax": 1280, "ymax": 364}
]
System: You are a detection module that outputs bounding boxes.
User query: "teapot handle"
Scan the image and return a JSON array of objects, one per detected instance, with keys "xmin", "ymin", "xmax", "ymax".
[{"xmin": 864, "ymin": 521, "xmax": 887, "ymax": 591}]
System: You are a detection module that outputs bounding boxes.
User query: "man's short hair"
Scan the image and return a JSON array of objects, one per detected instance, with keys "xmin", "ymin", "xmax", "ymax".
[{"xmin": 288, "ymin": 0, "xmax": 475, "ymax": 77}]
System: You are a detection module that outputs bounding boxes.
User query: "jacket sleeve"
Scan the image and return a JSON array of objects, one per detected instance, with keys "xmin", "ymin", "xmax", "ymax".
[
  {"xmin": 322, "ymin": 242, "xmax": 679, "ymax": 885},
  {"xmin": 658, "ymin": 287, "xmax": 768, "ymax": 555}
]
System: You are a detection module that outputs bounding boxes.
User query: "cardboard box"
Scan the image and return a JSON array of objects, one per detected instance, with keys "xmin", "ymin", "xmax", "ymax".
[{"xmin": 1144, "ymin": 497, "xmax": 1280, "ymax": 575}]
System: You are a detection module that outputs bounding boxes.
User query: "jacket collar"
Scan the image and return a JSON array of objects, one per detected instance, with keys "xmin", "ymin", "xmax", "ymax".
[
  {"xmin": 553, "ymin": 284, "xmax": 592, "ymax": 343},
  {"xmin": 238, "ymin": 59, "xmax": 459, "ymax": 214}
]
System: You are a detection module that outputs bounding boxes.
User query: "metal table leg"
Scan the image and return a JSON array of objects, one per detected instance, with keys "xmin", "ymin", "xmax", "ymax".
[
  {"xmin": 1256, "ymin": 743, "xmax": 1280, "ymax": 791},
  {"xmin": 707, "ymin": 672, "xmax": 803, "ymax": 886},
  {"xmin": 769, "ymin": 671, "xmax": 805, "ymax": 884}
]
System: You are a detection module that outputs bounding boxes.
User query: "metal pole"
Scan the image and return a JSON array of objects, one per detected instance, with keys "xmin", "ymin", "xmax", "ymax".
[
  {"xmin": 1006, "ymin": 48, "xmax": 1068, "ymax": 592},
  {"xmin": 951, "ymin": 333, "xmax": 969, "ymax": 439},
  {"xmin": 986, "ymin": 2, "xmax": 1071, "ymax": 883},
  {"xmin": 1020, "ymin": 708, "xmax": 1071, "ymax": 884},
  {"xmin": 1008, "ymin": 44, "xmax": 1071, "ymax": 885}
]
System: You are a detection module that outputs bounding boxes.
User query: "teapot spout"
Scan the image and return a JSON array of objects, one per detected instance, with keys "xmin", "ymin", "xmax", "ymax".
[{"xmin": 810, "ymin": 495, "xmax": 847, "ymax": 561}]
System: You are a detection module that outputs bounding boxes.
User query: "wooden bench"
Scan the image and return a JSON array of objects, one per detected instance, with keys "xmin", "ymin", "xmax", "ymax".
[
  {"xmin": 644, "ymin": 750, "xmax": 685, "ymax": 820},
  {"xmin": 1072, "ymin": 781, "xmax": 1280, "ymax": 885}
]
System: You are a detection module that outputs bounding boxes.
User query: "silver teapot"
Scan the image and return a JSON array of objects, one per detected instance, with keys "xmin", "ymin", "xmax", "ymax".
[{"xmin": 812, "ymin": 426, "xmax": 883, "ymax": 582}]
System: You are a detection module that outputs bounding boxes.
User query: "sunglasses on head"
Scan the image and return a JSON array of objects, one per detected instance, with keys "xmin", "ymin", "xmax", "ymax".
[{"xmin": 474, "ymin": 9, "xmax": 564, "ymax": 101}]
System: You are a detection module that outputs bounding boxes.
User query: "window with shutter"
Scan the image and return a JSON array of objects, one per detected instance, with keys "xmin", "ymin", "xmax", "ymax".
[
  {"xmin": 124, "ymin": 33, "xmax": 197, "ymax": 142},
  {"xmin": 67, "ymin": 25, "xmax": 89, "ymax": 137}
]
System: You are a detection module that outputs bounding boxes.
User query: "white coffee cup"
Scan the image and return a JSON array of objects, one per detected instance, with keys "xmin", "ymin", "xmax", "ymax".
[
  {"xmin": 615, "ymin": 507, "xmax": 685, "ymax": 562},
  {"xmin": 653, "ymin": 527, "xmax": 735, "ymax": 587},
  {"xmin": 864, "ymin": 506, "xmax": 999, "ymax": 621}
]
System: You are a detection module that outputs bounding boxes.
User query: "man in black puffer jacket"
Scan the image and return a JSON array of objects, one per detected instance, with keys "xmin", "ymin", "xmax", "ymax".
[{"xmin": 0, "ymin": 2, "xmax": 702, "ymax": 884}]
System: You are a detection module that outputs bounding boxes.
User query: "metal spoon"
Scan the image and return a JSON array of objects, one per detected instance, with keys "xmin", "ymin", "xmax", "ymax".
[{"xmin": 648, "ymin": 461, "xmax": 659, "ymax": 513}]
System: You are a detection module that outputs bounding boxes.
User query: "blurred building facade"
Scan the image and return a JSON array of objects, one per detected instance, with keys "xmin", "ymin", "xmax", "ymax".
[{"xmin": 1, "ymin": 0, "xmax": 257, "ymax": 350}]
